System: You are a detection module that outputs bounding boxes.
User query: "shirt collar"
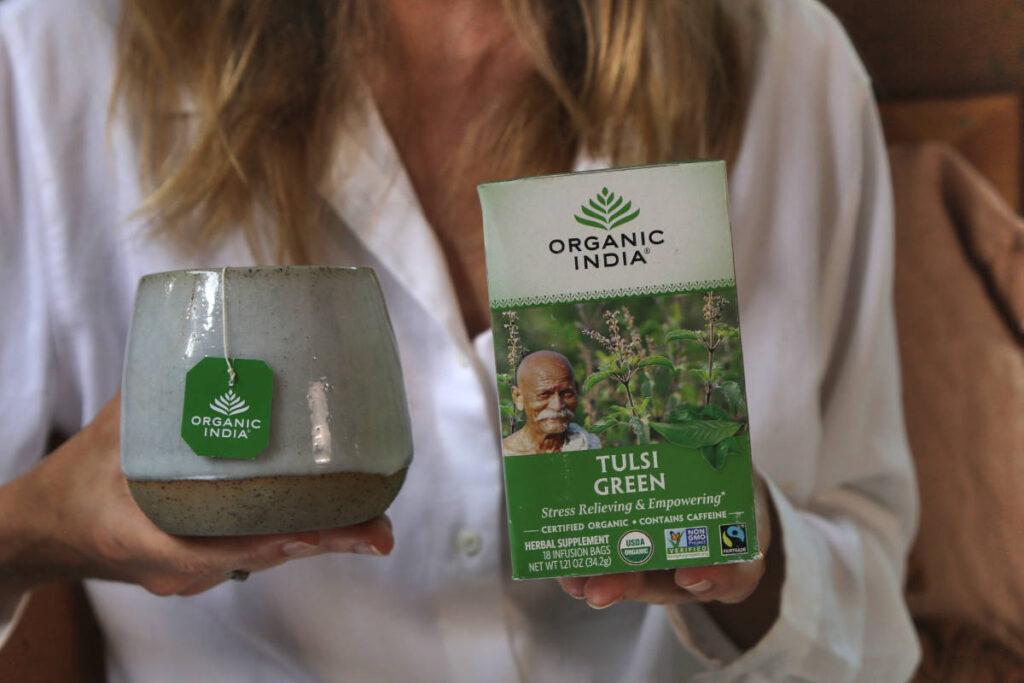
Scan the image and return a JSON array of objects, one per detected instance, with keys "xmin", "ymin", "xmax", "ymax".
[{"xmin": 320, "ymin": 92, "xmax": 609, "ymax": 349}]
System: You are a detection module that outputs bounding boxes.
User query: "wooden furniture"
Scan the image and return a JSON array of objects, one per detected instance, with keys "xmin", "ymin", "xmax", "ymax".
[
  {"xmin": 823, "ymin": 0, "xmax": 1024, "ymax": 210},
  {"xmin": 881, "ymin": 95, "xmax": 1021, "ymax": 210},
  {"xmin": 1, "ymin": 583, "xmax": 105, "ymax": 682}
]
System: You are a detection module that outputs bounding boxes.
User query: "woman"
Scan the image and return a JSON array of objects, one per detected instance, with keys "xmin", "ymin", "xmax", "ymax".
[{"xmin": 0, "ymin": 0, "xmax": 919, "ymax": 679}]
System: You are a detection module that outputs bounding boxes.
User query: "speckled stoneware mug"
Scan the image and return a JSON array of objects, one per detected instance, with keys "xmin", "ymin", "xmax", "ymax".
[{"xmin": 121, "ymin": 266, "xmax": 413, "ymax": 536}]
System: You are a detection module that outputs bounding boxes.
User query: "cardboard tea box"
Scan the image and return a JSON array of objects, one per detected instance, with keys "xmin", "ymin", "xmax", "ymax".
[{"xmin": 479, "ymin": 162, "xmax": 760, "ymax": 579}]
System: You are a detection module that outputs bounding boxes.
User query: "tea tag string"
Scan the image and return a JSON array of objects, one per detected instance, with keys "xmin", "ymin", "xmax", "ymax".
[{"xmin": 221, "ymin": 266, "xmax": 237, "ymax": 387}]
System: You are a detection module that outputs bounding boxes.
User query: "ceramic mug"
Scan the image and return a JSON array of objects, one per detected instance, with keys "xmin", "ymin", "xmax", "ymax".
[{"xmin": 121, "ymin": 266, "xmax": 413, "ymax": 536}]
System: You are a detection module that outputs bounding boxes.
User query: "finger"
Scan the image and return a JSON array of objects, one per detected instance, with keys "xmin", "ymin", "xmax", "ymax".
[
  {"xmin": 134, "ymin": 536, "xmax": 319, "ymax": 596},
  {"xmin": 555, "ymin": 576, "xmax": 587, "ymax": 599},
  {"xmin": 319, "ymin": 515, "xmax": 394, "ymax": 556},
  {"xmin": 582, "ymin": 572, "xmax": 641, "ymax": 608},
  {"xmin": 144, "ymin": 515, "xmax": 395, "ymax": 582},
  {"xmin": 176, "ymin": 575, "xmax": 229, "ymax": 597},
  {"xmin": 86, "ymin": 391, "xmax": 122, "ymax": 444},
  {"xmin": 673, "ymin": 556, "xmax": 766, "ymax": 604},
  {"xmin": 582, "ymin": 571, "xmax": 695, "ymax": 609}
]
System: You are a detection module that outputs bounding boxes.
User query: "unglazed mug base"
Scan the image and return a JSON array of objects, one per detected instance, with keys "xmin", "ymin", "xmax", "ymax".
[{"xmin": 127, "ymin": 468, "xmax": 408, "ymax": 536}]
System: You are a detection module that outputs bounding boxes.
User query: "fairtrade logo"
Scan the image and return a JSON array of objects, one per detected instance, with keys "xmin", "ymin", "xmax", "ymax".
[
  {"xmin": 574, "ymin": 187, "xmax": 640, "ymax": 231},
  {"xmin": 209, "ymin": 390, "xmax": 250, "ymax": 416},
  {"xmin": 719, "ymin": 523, "xmax": 748, "ymax": 555}
]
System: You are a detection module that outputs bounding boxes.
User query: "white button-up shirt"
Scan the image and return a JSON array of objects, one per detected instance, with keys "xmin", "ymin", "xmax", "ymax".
[{"xmin": 0, "ymin": 0, "xmax": 920, "ymax": 680}]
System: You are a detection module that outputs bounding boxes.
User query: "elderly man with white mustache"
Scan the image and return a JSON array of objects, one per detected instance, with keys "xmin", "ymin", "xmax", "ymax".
[{"xmin": 502, "ymin": 350, "xmax": 602, "ymax": 456}]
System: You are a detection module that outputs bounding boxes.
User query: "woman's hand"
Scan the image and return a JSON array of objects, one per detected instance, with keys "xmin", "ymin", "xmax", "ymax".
[
  {"xmin": 555, "ymin": 473, "xmax": 783, "ymax": 649},
  {"xmin": 0, "ymin": 393, "xmax": 394, "ymax": 599}
]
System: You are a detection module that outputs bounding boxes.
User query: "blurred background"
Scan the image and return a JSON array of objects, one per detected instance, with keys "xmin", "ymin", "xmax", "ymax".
[
  {"xmin": 826, "ymin": 0, "xmax": 1024, "ymax": 207},
  {"xmin": 822, "ymin": 2, "xmax": 1024, "ymax": 679},
  {"xmin": 3, "ymin": 1, "xmax": 1023, "ymax": 681}
]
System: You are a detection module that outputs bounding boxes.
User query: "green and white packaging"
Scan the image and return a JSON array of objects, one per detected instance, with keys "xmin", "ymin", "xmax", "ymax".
[{"xmin": 478, "ymin": 162, "xmax": 760, "ymax": 579}]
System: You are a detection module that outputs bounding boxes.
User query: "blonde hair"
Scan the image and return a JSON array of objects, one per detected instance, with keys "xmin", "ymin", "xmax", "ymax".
[{"xmin": 113, "ymin": 0, "xmax": 758, "ymax": 264}]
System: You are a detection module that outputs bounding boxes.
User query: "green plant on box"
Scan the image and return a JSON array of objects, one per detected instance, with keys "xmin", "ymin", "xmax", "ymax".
[
  {"xmin": 581, "ymin": 307, "xmax": 674, "ymax": 445},
  {"xmin": 580, "ymin": 292, "xmax": 748, "ymax": 470},
  {"xmin": 494, "ymin": 291, "xmax": 749, "ymax": 470},
  {"xmin": 650, "ymin": 291, "xmax": 747, "ymax": 469},
  {"xmin": 497, "ymin": 310, "xmax": 527, "ymax": 436}
]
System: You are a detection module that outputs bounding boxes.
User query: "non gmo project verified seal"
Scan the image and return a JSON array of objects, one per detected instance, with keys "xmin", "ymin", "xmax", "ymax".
[{"xmin": 664, "ymin": 526, "xmax": 710, "ymax": 560}]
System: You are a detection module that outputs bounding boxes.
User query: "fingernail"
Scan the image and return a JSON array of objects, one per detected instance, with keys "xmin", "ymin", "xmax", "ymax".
[
  {"xmin": 586, "ymin": 600, "xmax": 613, "ymax": 610},
  {"xmin": 281, "ymin": 542, "xmax": 319, "ymax": 557},
  {"xmin": 353, "ymin": 542, "xmax": 383, "ymax": 556},
  {"xmin": 682, "ymin": 580, "xmax": 713, "ymax": 594}
]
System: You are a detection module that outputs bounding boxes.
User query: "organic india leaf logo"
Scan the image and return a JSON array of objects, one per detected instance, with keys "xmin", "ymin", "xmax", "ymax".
[
  {"xmin": 574, "ymin": 187, "xmax": 640, "ymax": 231},
  {"xmin": 210, "ymin": 390, "xmax": 250, "ymax": 416}
]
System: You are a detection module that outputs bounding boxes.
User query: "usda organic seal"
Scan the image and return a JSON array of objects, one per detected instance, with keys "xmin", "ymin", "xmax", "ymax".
[{"xmin": 618, "ymin": 530, "xmax": 654, "ymax": 565}]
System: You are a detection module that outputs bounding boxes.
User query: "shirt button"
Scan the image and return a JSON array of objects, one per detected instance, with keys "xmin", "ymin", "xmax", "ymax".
[{"xmin": 456, "ymin": 529, "xmax": 483, "ymax": 557}]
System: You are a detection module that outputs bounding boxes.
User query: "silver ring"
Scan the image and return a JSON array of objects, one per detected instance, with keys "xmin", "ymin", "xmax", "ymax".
[{"xmin": 226, "ymin": 569, "xmax": 250, "ymax": 582}]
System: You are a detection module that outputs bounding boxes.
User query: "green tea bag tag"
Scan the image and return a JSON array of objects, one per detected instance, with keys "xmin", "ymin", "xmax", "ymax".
[{"xmin": 180, "ymin": 357, "xmax": 274, "ymax": 459}]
